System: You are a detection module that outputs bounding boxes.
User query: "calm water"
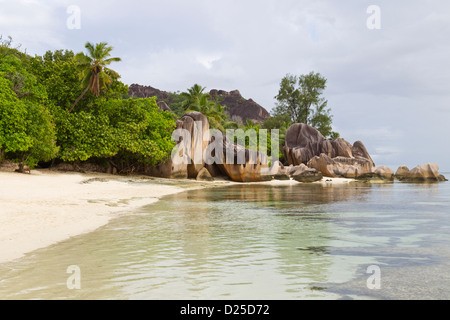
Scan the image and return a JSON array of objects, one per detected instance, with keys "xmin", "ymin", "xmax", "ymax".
[{"xmin": 0, "ymin": 179, "xmax": 449, "ymax": 300}]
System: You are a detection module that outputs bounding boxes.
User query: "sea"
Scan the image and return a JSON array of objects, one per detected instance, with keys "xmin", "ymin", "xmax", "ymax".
[{"xmin": 0, "ymin": 176, "xmax": 449, "ymax": 300}]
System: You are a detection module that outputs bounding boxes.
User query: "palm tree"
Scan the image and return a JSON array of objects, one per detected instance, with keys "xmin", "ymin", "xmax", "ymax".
[
  {"xmin": 184, "ymin": 96, "xmax": 227, "ymax": 131},
  {"xmin": 69, "ymin": 42, "xmax": 121, "ymax": 113},
  {"xmin": 180, "ymin": 84, "xmax": 211, "ymax": 111}
]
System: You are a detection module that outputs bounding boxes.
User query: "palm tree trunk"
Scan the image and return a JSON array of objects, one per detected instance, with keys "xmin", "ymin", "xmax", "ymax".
[{"xmin": 69, "ymin": 85, "xmax": 90, "ymax": 113}]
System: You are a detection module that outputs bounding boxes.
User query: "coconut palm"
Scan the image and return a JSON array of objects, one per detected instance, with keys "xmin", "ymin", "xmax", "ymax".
[
  {"xmin": 180, "ymin": 84, "xmax": 211, "ymax": 111},
  {"xmin": 69, "ymin": 42, "xmax": 121, "ymax": 113}
]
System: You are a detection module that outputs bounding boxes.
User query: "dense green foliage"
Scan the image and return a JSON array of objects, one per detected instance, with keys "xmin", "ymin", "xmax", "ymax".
[
  {"xmin": 0, "ymin": 38, "xmax": 175, "ymax": 173},
  {"xmin": 0, "ymin": 48, "xmax": 58, "ymax": 170},
  {"xmin": 273, "ymin": 72, "xmax": 339, "ymax": 139},
  {"xmin": 1, "ymin": 37, "xmax": 341, "ymax": 173}
]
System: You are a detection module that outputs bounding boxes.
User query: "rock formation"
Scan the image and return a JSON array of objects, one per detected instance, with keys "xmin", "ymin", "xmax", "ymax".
[
  {"xmin": 146, "ymin": 112, "xmax": 210, "ymax": 179},
  {"xmin": 282, "ymin": 122, "xmax": 421, "ymax": 181},
  {"xmin": 285, "ymin": 123, "xmax": 334, "ymax": 165},
  {"xmin": 209, "ymin": 89, "xmax": 270, "ymax": 123},
  {"xmin": 307, "ymin": 154, "xmax": 374, "ymax": 179},
  {"xmin": 215, "ymin": 135, "xmax": 272, "ymax": 182},
  {"xmin": 357, "ymin": 166, "xmax": 395, "ymax": 181},
  {"xmin": 395, "ymin": 165, "xmax": 410, "ymax": 179},
  {"xmin": 128, "ymin": 84, "xmax": 271, "ymax": 124},
  {"xmin": 146, "ymin": 115, "xmax": 446, "ymax": 184},
  {"xmin": 395, "ymin": 163, "xmax": 447, "ymax": 182},
  {"xmin": 285, "ymin": 123, "xmax": 377, "ymax": 179},
  {"xmin": 129, "ymin": 84, "xmax": 169, "ymax": 100}
]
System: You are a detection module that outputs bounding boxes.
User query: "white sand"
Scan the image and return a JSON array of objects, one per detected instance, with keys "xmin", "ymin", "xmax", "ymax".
[
  {"xmin": 0, "ymin": 170, "xmax": 197, "ymax": 264},
  {"xmin": 0, "ymin": 170, "xmax": 354, "ymax": 264}
]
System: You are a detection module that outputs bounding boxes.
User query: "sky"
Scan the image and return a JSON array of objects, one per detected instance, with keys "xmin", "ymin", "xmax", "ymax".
[{"xmin": 1, "ymin": 0, "xmax": 450, "ymax": 171}]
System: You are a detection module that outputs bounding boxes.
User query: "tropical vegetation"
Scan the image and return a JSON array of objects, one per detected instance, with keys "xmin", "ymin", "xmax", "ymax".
[{"xmin": 0, "ymin": 36, "xmax": 338, "ymax": 173}]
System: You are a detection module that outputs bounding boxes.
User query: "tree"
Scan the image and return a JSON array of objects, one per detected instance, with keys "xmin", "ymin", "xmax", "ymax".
[
  {"xmin": 14, "ymin": 101, "xmax": 59, "ymax": 172},
  {"xmin": 180, "ymin": 84, "xmax": 211, "ymax": 111},
  {"xmin": 181, "ymin": 84, "xmax": 234, "ymax": 132},
  {"xmin": 0, "ymin": 53, "xmax": 58, "ymax": 171},
  {"xmin": 274, "ymin": 72, "xmax": 338, "ymax": 138},
  {"xmin": 69, "ymin": 42, "xmax": 121, "ymax": 113}
]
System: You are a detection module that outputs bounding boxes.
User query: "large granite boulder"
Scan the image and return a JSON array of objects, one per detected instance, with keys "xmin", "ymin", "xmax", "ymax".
[
  {"xmin": 147, "ymin": 112, "xmax": 210, "ymax": 179},
  {"xmin": 213, "ymin": 135, "xmax": 272, "ymax": 182},
  {"xmin": 357, "ymin": 166, "xmax": 395, "ymax": 181},
  {"xmin": 285, "ymin": 123, "xmax": 375, "ymax": 167},
  {"xmin": 176, "ymin": 112, "xmax": 210, "ymax": 179},
  {"xmin": 307, "ymin": 154, "xmax": 374, "ymax": 179},
  {"xmin": 285, "ymin": 123, "xmax": 335, "ymax": 166},
  {"xmin": 395, "ymin": 165, "xmax": 410, "ymax": 179},
  {"xmin": 352, "ymin": 141, "xmax": 375, "ymax": 167},
  {"xmin": 290, "ymin": 164, "xmax": 323, "ymax": 183},
  {"xmin": 399, "ymin": 163, "xmax": 447, "ymax": 182}
]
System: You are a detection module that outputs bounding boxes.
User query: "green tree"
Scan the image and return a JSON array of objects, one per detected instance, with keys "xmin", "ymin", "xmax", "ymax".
[
  {"xmin": 69, "ymin": 42, "xmax": 122, "ymax": 113},
  {"xmin": 182, "ymin": 84, "xmax": 235, "ymax": 132},
  {"xmin": 0, "ymin": 78, "xmax": 31, "ymax": 162},
  {"xmin": 0, "ymin": 52, "xmax": 58, "ymax": 171},
  {"xmin": 181, "ymin": 84, "xmax": 211, "ymax": 111},
  {"xmin": 274, "ymin": 72, "xmax": 338, "ymax": 138},
  {"xmin": 12, "ymin": 101, "xmax": 59, "ymax": 172}
]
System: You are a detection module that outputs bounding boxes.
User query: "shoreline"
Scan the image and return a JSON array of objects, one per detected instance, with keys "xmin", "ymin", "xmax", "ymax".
[
  {"xmin": 0, "ymin": 169, "xmax": 212, "ymax": 264},
  {"xmin": 0, "ymin": 169, "xmax": 354, "ymax": 264}
]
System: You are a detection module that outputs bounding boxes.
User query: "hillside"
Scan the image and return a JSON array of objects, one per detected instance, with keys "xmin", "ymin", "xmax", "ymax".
[{"xmin": 128, "ymin": 84, "xmax": 270, "ymax": 123}]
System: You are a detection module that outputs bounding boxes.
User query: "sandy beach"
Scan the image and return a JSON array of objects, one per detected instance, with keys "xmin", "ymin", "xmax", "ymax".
[
  {"xmin": 0, "ymin": 169, "xmax": 354, "ymax": 265},
  {"xmin": 0, "ymin": 170, "xmax": 209, "ymax": 264}
]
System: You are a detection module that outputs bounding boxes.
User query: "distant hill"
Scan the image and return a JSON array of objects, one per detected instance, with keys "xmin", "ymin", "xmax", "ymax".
[
  {"xmin": 128, "ymin": 84, "xmax": 270, "ymax": 123},
  {"xmin": 128, "ymin": 84, "xmax": 169, "ymax": 101},
  {"xmin": 209, "ymin": 89, "xmax": 270, "ymax": 124}
]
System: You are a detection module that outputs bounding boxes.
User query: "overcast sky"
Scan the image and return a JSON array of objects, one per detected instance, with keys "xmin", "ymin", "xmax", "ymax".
[{"xmin": 1, "ymin": 0, "xmax": 449, "ymax": 171}]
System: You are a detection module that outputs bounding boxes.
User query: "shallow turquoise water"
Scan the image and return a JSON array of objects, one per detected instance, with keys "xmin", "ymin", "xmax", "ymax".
[{"xmin": 0, "ymin": 180, "xmax": 449, "ymax": 300}]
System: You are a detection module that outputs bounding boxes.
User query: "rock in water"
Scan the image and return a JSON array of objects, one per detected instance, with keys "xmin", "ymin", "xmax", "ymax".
[
  {"xmin": 357, "ymin": 166, "xmax": 395, "ymax": 181},
  {"xmin": 403, "ymin": 163, "xmax": 447, "ymax": 182},
  {"xmin": 307, "ymin": 154, "xmax": 374, "ymax": 178},
  {"xmin": 395, "ymin": 165, "xmax": 410, "ymax": 179},
  {"xmin": 292, "ymin": 169, "xmax": 323, "ymax": 183}
]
